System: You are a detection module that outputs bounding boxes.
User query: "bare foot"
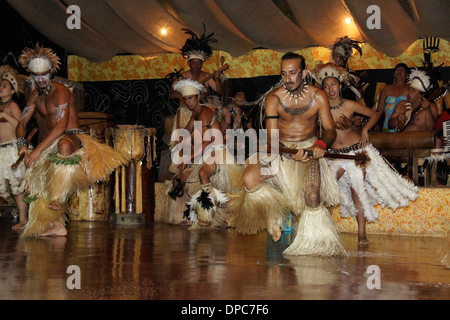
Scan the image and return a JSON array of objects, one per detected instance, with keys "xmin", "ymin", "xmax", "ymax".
[
  {"xmin": 49, "ymin": 200, "xmax": 63, "ymax": 210},
  {"xmin": 198, "ymin": 220, "xmax": 212, "ymax": 227},
  {"xmin": 271, "ymin": 227, "xmax": 282, "ymax": 242},
  {"xmin": 358, "ymin": 236, "xmax": 370, "ymax": 246},
  {"xmin": 39, "ymin": 222, "xmax": 67, "ymax": 237},
  {"xmin": 219, "ymin": 221, "xmax": 229, "ymax": 229},
  {"xmin": 12, "ymin": 221, "xmax": 27, "ymax": 232}
]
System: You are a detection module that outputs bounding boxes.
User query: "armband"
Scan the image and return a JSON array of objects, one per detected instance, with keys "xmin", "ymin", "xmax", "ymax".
[
  {"xmin": 17, "ymin": 137, "xmax": 27, "ymax": 149},
  {"xmin": 314, "ymin": 139, "xmax": 326, "ymax": 149}
]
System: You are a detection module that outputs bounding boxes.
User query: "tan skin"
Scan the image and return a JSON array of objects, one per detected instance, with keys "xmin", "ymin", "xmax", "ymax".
[
  {"xmin": 220, "ymin": 91, "xmax": 252, "ymax": 132},
  {"xmin": 388, "ymin": 86, "xmax": 438, "ymax": 132},
  {"xmin": 322, "ymin": 77, "xmax": 379, "ymax": 246},
  {"xmin": 377, "ymin": 65, "xmax": 409, "ymax": 129},
  {"xmin": 16, "ymin": 71, "xmax": 79, "ymax": 236},
  {"xmin": 0, "ymin": 79, "xmax": 29, "ymax": 231},
  {"xmin": 174, "ymin": 93, "xmax": 223, "ymax": 226},
  {"xmin": 243, "ymin": 57, "xmax": 336, "ymax": 242},
  {"xmin": 170, "ymin": 58, "xmax": 223, "ymax": 100}
]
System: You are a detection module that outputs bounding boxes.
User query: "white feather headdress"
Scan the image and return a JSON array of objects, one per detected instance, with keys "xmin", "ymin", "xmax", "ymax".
[
  {"xmin": 408, "ymin": 68, "xmax": 431, "ymax": 93},
  {"xmin": 173, "ymin": 79, "xmax": 205, "ymax": 96}
]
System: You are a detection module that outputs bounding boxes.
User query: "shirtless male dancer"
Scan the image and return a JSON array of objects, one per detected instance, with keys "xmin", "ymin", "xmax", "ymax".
[
  {"xmin": 16, "ymin": 44, "xmax": 127, "ymax": 237},
  {"xmin": 231, "ymin": 53, "xmax": 346, "ymax": 257}
]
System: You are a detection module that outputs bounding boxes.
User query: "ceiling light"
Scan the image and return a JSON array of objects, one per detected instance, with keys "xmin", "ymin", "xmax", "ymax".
[{"xmin": 345, "ymin": 17, "xmax": 352, "ymax": 24}]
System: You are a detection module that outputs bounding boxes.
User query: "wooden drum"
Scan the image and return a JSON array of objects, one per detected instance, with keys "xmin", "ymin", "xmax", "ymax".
[
  {"xmin": 113, "ymin": 126, "xmax": 153, "ymax": 225},
  {"xmin": 69, "ymin": 112, "xmax": 115, "ymax": 221},
  {"xmin": 69, "ymin": 183, "xmax": 111, "ymax": 221},
  {"xmin": 113, "ymin": 125, "xmax": 146, "ymax": 161}
]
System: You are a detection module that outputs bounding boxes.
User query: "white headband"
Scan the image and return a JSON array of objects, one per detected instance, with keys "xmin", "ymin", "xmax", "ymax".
[{"xmin": 28, "ymin": 57, "xmax": 52, "ymax": 74}]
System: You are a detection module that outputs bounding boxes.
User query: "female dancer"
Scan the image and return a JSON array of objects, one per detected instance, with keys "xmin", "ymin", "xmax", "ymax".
[{"xmin": 313, "ymin": 63, "xmax": 419, "ymax": 245}]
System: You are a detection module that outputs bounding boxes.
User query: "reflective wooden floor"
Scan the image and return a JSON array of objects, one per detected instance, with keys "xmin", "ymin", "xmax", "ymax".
[{"xmin": 0, "ymin": 216, "xmax": 448, "ymax": 301}]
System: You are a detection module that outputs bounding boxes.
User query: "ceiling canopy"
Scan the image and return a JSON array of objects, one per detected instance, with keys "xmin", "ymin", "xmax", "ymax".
[{"xmin": 7, "ymin": 0, "xmax": 450, "ymax": 63}]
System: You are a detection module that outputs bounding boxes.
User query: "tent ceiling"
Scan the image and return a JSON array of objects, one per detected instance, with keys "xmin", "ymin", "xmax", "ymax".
[{"xmin": 7, "ymin": 0, "xmax": 450, "ymax": 63}]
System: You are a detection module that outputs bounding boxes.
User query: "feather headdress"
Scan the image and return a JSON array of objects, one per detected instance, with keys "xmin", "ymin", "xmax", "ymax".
[
  {"xmin": 19, "ymin": 43, "xmax": 61, "ymax": 74},
  {"xmin": 312, "ymin": 62, "xmax": 350, "ymax": 87},
  {"xmin": 173, "ymin": 79, "xmax": 205, "ymax": 97},
  {"xmin": 180, "ymin": 23, "xmax": 217, "ymax": 61},
  {"xmin": 0, "ymin": 65, "xmax": 24, "ymax": 94},
  {"xmin": 408, "ymin": 68, "xmax": 432, "ymax": 93},
  {"xmin": 164, "ymin": 68, "xmax": 184, "ymax": 84},
  {"xmin": 330, "ymin": 36, "xmax": 362, "ymax": 63}
]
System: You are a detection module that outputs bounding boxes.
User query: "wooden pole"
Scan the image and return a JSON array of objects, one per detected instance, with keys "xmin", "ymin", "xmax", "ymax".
[
  {"xmin": 115, "ymin": 169, "xmax": 120, "ymax": 214},
  {"xmin": 121, "ymin": 166, "xmax": 126, "ymax": 213},
  {"xmin": 136, "ymin": 161, "xmax": 142, "ymax": 214}
]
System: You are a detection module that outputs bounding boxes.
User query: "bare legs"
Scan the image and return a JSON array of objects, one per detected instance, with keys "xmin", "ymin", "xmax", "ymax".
[
  {"xmin": 45, "ymin": 135, "xmax": 80, "ymax": 236},
  {"xmin": 241, "ymin": 159, "xmax": 322, "ymax": 243},
  {"xmin": 351, "ymin": 188, "xmax": 369, "ymax": 246},
  {"xmin": 11, "ymin": 193, "xmax": 28, "ymax": 232},
  {"xmin": 336, "ymin": 167, "xmax": 369, "ymax": 246},
  {"xmin": 39, "ymin": 221, "xmax": 67, "ymax": 237}
]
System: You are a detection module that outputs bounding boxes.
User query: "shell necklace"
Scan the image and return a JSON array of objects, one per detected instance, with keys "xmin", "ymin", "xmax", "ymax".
[{"xmin": 283, "ymin": 84, "xmax": 309, "ymax": 105}]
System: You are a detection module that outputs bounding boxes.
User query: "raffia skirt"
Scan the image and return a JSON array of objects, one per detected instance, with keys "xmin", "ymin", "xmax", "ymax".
[
  {"xmin": 230, "ymin": 137, "xmax": 347, "ymax": 257},
  {"xmin": 166, "ymin": 144, "xmax": 243, "ymax": 228},
  {"xmin": 20, "ymin": 133, "xmax": 128, "ymax": 237}
]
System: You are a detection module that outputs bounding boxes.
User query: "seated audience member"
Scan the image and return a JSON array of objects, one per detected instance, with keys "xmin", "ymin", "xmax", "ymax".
[
  {"xmin": 388, "ymin": 69, "xmax": 438, "ymax": 132},
  {"xmin": 377, "ymin": 63, "xmax": 410, "ymax": 132}
]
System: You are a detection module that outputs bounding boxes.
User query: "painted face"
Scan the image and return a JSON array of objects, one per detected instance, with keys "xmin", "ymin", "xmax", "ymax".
[
  {"xmin": 322, "ymin": 77, "xmax": 341, "ymax": 100},
  {"xmin": 32, "ymin": 72, "xmax": 51, "ymax": 88},
  {"xmin": 281, "ymin": 58, "xmax": 303, "ymax": 92}
]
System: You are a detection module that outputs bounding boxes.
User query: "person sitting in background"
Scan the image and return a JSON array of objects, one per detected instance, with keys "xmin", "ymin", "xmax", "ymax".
[
  {"xmin": 169, "ymin": 79, "xmax": 241, "ymax": 229},
  {"xmin": 220, "ymin": 89, "xmax": 256, "ymax": 161},
  {"xmin": 377, "ymin": 63, "xmax": 410, "ymax": 132},
  {"xmin": 388, "ymin": 69, "xmax": 438, "ymax": 132}
]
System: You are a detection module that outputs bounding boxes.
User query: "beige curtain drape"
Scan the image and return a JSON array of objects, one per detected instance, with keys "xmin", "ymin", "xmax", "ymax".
[{"xmin": 7, "ymin": 0, "xmax": 450, "ymax": 63}]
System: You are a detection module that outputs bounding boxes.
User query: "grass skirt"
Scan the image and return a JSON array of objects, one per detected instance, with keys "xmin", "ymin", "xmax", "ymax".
[
  {"xmin": 165, "ymin": 144, "xmax": 243, "ymax": 228},
  {"xmin": 20, "ymin": 134, "xmax": 128, "ymax": 237},
  {"xmin": 230, "ymin": 138, "xmax": 341, "ymax": 238},
  {"xmin": 283, "ymin": 205, "xmax": 347, "ymax": 257}
]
